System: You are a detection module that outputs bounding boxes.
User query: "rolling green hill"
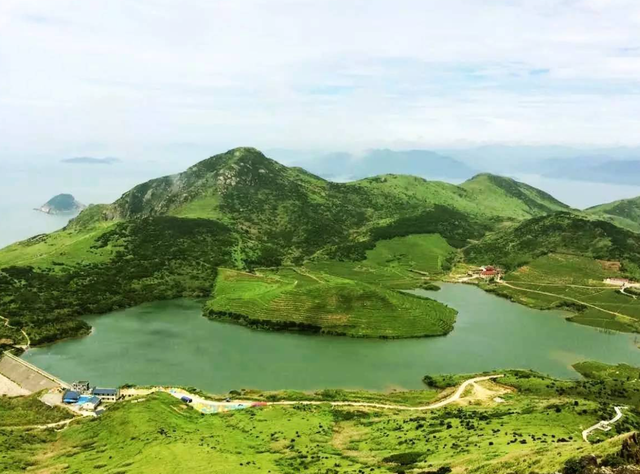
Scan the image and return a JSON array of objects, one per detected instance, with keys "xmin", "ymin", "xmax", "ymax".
[
  {"xmin": 460, "ymin": 173, "xmax": 571, "ymax": 218},
  {"xmin": 0, "ymin": 147, "xmax": 574, "ymax": 344},
  {"xmin": 465, "ymin": 212, "xmax": 640, "ymax": 271},
  {"xmin": 465, "ymin": 213, "xmax": 640, "ymax": 332},
  {"xmin": 587, "ymin": 196, "xmax": 640, "ymax": 233}
]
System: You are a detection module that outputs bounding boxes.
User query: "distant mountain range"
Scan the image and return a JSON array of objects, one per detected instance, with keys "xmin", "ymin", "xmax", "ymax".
[
  {"xmin": 270, "ymin": 146, "xmax": 640, "ymax": 186},
  {"xmin": 61, "ymin": 157, "xmax": 120, "ymax": 165},
  {"xmin": 270, "ymin": 149, "xmax": 476, "ymax": 181},
  {"xmin": 532, "ymin": 158, "xmax": 640, "ymax": 186}
]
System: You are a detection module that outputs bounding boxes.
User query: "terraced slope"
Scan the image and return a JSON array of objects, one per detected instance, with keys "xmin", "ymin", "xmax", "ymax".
[{"xmin": 205, "ymin": 268, "xmax": 457, "ymax": 338}]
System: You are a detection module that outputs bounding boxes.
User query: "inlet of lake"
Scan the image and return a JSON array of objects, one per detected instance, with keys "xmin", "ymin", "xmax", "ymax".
[{"xmin": 22, "ymin": 283, "xmax": 640, "ymax": 393}]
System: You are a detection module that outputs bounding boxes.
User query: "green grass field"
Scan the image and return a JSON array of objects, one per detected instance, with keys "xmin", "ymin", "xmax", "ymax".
[
  {"xmin": 205, "ymin": 267, "xmax": 457, "ymax": 338},
  {"xmin": 306, "ymin": 233, "xmax": 457, "ymax": 290},
  {"xmin": 0, "ymin": 222, "xmax": 117, "ymax": 269},
  {"xmin": 484, "ymin": 253, "xmax": 640, "ymax": 333},
  {"xmin": 0, "ymin": 393, "xmax": 72, "ymax": 427},
  {"xmin": 5, "ymin": 365, "xmax": 640, "ymax": 474},
  {"xmin": 363, "ymin": 233, "xmax": 455, "ymax": 274}
]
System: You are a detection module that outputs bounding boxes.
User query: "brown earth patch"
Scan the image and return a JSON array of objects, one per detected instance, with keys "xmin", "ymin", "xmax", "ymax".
[{"xmin": 598, "ymin": 260, "xmax": 622, "ymax": 272}]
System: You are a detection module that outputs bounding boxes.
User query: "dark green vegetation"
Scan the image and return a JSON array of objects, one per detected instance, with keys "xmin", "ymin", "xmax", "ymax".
[
  {"xmin": 0, "ymin": 147, "xmax": 574, "ymax": 344},
  {"xmin": 0, "ymin": 217, "xmax": 235, "ymax": 344},
  {"xmin": 4, "ymin": 362, "xmax": 640, "ymax": 473},
  {"xmin": 465, "ymin": 212, "xmax": 640, "ymax": 273}
]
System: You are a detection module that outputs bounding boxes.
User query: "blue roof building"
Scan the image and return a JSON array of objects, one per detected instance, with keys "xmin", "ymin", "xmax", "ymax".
[
  {"xmin": 79, "ymin": 396, "xmax": 101, "ymax": 411},
  {"xmin": 62, "ymin": 390, "xmax": 80, "ymax": 403}
]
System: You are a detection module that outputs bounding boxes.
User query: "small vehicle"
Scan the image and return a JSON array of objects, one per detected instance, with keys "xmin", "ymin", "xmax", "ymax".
[
  {"xmin": 224, "ymin": 397, "xmax": 231, "ymax": 402},
  {"xmin": 180, "ymin": 396, "xmax": 193, "ymax": 404}
]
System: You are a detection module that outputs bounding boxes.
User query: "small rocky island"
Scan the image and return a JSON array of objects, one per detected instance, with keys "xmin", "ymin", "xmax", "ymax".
[{"xmin": 35, "ymin": 194, "xmax": 86, "ymax": 215}]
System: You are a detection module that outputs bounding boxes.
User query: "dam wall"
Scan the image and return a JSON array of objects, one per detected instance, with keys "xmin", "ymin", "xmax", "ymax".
[{"xmin": 0, "ymin": 351, "xmax": 69, "ymax": 393}]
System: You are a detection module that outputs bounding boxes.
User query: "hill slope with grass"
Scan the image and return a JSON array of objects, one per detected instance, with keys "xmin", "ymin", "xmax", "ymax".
[
  {"xmin": 465, "ymin": 212, "xmax": 640, "ymax": 272},
  {"xmin": 0, "ymin": 147, "xmax": 574, "ymax": 344},
  {"xmin": 5, "ymin": 364, "xmax": 640, "ymax": 474},
  {"xmin": 587, "ymin": 196, "xmax": 640, "ymax": 233},
  {"xmin": 464, "ymin": 213, "xmax": 640, "ymax": 332}
]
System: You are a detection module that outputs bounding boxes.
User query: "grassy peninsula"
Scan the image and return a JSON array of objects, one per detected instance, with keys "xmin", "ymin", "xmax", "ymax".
[{"xmin": 206, "ymin": 267, "xmax": 456, "ymax": 338}]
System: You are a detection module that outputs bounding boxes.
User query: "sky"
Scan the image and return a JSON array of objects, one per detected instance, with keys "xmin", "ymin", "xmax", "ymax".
[{"xmin": 2, "ymin": 0, "xmax": 640, "ymax": 163}]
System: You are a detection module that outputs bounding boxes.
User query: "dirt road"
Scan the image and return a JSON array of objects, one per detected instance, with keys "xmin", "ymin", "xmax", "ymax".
[
  {"xmin": 582, "ymin": 406, "xmax": 626, "ymax": 443},
  {"xmin": 164, "ymin": 375, "xmax": 505, "ymax": 414},
  {"xmin": 0, "ymin": 315, "xmax": 31, "ymax": 348},
  {"xmin": 499, "ymin": 281, "xmax": 636, "ymax": 324}
]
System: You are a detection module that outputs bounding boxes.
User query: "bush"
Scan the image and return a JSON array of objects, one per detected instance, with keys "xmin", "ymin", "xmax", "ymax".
[{"xmin": 382, "ymin": 452, "xmax": 425, "ymax": 466}]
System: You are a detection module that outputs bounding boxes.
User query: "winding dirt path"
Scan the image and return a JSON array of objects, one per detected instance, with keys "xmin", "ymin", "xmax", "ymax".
[
  {"xmin": 269, "ymin": 375, "xmax": 504, "ymax": 410},
  {"xmin": 3, "ymin": 416, "xmax": 83, "ymax": 431},
  {"xmin": 163, "ymin": 375, "xmax": 505, "ymax": 414},
  {"xmin": 582, "ymin": 406, "xmax": 626, "ymax": 443},
  {"xmin": 6, "ymin": 376, "xmax": 505, "ymax": 430},
  {"xmin": 0, "ymin": 315, "xmax": 30, "ymax": 348},
  {"xmin": 499, "ymin": 281, "xmax": 636, "ymax": 324}
]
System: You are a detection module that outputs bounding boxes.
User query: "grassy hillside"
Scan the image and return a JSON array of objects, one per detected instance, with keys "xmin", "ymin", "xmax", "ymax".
[
  {"xmin": 0, "ymin": 147, "xmax": 572, "ymax": 345},
  {"xmin": 464, "ymin": 213, "xmax": 640, "ymax": 332},
  {"xmin": 5, "ymin": 364, "xmax": 640, "ymax": 474},
  {"xmin": 460, "ymin": 173, "xmax": 571, "ymax": 219},
  {"xmin": 587, "ymin": 196, "xmax": 640, "ymax": 233},
  {"xmin": 0, "ymin": 393, "xmax": 72, "ymax": 428},
  {"xmin": 483, "ymin": 254, "xmax": 640, "ymax": 332},
  {"xmin": 465, "ymin": 212, "xmax": 640, "ymax": 272},
  {"xmin": 0, "ymin": 217, "xmax": 236, "ymax": 344},
  {"xmin": 205, "ymin": 267, "xmax": 457, "ymax": 338},
  {"xmin": 363, "ymin": 233, "xmax": 456, "ymax": 274}
]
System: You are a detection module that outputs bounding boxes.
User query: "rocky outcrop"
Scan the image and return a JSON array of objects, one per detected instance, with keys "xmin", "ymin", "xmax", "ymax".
[
  {"xmin": 36, "ymin": 194, "xmax": 85, "ymax": 215},
  {"xmin": 555, "ymin": 434, "xmax": 640, "ymax": 473}
]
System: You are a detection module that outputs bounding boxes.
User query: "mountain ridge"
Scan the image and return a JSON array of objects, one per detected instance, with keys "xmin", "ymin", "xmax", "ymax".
[
  {"xmin": 0, "ymin": 147, "xmax": 593, "ymax": 345},
  {"xmin": 587, "ymin": 196, "xmax": 640, "ymax": 233}
]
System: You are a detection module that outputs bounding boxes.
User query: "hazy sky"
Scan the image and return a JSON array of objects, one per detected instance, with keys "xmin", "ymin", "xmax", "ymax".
[{"xmin": 2, "ymin": 0, "xmax": 640, "ymax": 161}]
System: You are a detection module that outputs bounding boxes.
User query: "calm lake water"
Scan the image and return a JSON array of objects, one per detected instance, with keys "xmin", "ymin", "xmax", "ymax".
[{"xmin": 22, "ymin": 283, "xmax": 640, "ymax": 393}]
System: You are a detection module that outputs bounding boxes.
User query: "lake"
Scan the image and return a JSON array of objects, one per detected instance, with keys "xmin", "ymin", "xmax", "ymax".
[{"xmin": 21, "ymin": 283, "xmax": 640, "ymax": 394}]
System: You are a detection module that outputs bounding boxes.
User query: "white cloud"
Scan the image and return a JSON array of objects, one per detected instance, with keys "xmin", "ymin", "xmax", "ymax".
[{"xmin": 1, "ymin": 0, "xmax": 640, "ymax": 160}]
